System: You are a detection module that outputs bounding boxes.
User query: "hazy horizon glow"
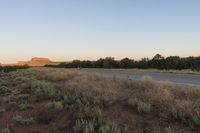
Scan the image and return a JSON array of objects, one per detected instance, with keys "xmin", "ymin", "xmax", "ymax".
[{"xmin": 0, "ymin": 0, "xmax": 200, "ymax": 64}]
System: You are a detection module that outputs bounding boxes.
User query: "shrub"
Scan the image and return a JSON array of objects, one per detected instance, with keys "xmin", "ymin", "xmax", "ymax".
[
  {"xmin": 128, "ymin": 98, "xmax": 151, "ymax": 114},
  {"xmin": 44, "ymin": 101, "xmax": 64, "ymax": 111},
  {"xmin": 37, "ymin": 102, "xmax": 63, "ymax": 124},
  {"xmin": 165, "ymin": 127, "xmax": 175, "ymax": 133},
  {"xmin": 62, "ymin": 87, "xmax": 115, "ymax": 112},
  {"xmin": 73, "ymin": 118, "xmax": 122, "ymax": 133},
  {"xmin": 4, "ymin": 95, "xmax": 18, "ymax": 103},
  {"xmin": 18, "ymin": 94, "xmax": 30, "ymax": 100},
  {"xmin": 0, "ymin": 128, "xmax": 10, "ymax": 133},
  {"xmin": 12, "ymin": 115, "xmax": 34, "ymax": 125},
  {"xmin": 33, "ymin": 86, "xmax": 56, "ymax": 101},
  {"xmin": 0, "ymin": 109, "xmax": 6, "ymax": 113},
  {"xmin": 75, "ymin": 107, "xmax": 102, "ymax": 120},
  {"xmin": 168, "ymin": 105, "xmax": 200, "ymax": 127},
  {"xmin": 0, "ymin": 86, "xmax": 11, "ymax": 96},
  {"xmin": 18, "ymin": 103, "xmax": 34, "ymax": 110},
  {"xmin": 99, "ymin": 123, "xmax": 122, "ymax": 133},
  {"xmin": 73, "ymin": 109, "xmax": 122, "ymax": 133},
  {"xmin": 54, "ymin": 101, "xmax": 64, "ymax": 111}
]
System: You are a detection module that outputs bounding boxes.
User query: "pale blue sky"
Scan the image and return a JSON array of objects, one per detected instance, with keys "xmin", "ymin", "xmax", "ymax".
[{"xmin": 0, "ymin": 0, "xmax": 200, "ymax": 63}]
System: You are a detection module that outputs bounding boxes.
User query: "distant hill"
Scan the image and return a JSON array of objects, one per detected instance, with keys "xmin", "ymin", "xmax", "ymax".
[{"xmin": 17, "ymin": 57, "xmax": 60, "ymax": 66}]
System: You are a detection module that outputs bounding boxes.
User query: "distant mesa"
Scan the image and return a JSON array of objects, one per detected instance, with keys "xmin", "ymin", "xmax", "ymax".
[
  {"xmin": 17, "ymin": 57, "xmax": 60, "ymax": 66},
  {"xmin": 31, "ymin": 57, "xmax": 51, "ymax": 62}
]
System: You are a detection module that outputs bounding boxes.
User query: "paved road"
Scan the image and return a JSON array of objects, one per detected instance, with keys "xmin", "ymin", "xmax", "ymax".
[{"xmin": 78, "ymin": 69, "xmax": 200, "ymax": 86}]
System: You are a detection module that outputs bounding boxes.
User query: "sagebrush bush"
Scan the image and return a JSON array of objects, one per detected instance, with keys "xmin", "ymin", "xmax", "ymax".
[
  {"xmin": 0, "ymin": 86, "xmax": 11, "ymax": 96},
  {"xmin": 128, "ymin": 98, "xmax": 151, "ymax": 114},
  {"xmin": 75, "ymin": 107, "xmax": 102, "ymax": 121},
  {"xmin": 18, "ymin": 103, "xmax": 34, "ymax": 110},
  {"xmin": 165, "ymin": 127, "xmax": 175, "ymax": 133},
  {"xmin": 62, "ymin": 87, "xmax": 115, "ymax": 112},
  {"xmin": 166, "ymin": 100, "xmax": 200, "ymax": 127},
  {"xmin": 73, "ymin": 118, "xmax": 122, "ymax": 133},
  {"xmin": 0, "ymin": 128, "xmax": 10, "ymax": 133},
  {"xmin": 4, "ymin": 94, "xmax": 18, "ymax": 103},
  {"xmin": 37, "ymin": 102, "xmax": 64, "ymax": 124},
  {"xmin": 44, "ymin": 101, "xmax": 64, "ymax": 111},
  {"xmin": 12, "ymin": 115, "xmax": 34, "ymax": 125}
]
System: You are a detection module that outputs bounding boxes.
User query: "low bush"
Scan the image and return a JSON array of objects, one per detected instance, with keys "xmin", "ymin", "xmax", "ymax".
[
  {"xmin": 62, "ymin": 87, "xmax": 115, "ymax": 112},
  {"xmin": 0, "ymin": 86, "xmax": 11, "ymax": 96},
  {"xmin": 73, "ymin": 118, "xmax": 122, "ymax": 133},
  {"xmin": 4, "ymin": 95, "xmax": 18, "ymax": 103},
  {"xmin": 18, "ymin": 103, "xmax": 34, "ymax": 110},
  {"xmin": 12, "ymin": 115, "xmax": 34, "ymax": 125},
  {"xmin": 128, "ymin": 98, "xmax": 151, "ymax": 114},
  {"xmin": 44, "ymin": 101, "xmax": 64, "ymax": 111},
  {"xmin": 37, "ymin": 102, "xmax": 64, "ymax": 124},
  {"xmin": 0, "ymin": 128, "xmax": 10, "ymax": 133},
  {"xmin": 165, "ymin": 127, "xmax": 175, "ymax": 133}
]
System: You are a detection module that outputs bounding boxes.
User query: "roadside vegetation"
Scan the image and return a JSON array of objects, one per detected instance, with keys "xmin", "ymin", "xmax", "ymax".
[
  {"xmin": 46, "ymin": 54, "xmax": 200, "ymax": 71},
  {"xmin": 0, "ymin": 68, "xmax": 199, "ymax": 133}
]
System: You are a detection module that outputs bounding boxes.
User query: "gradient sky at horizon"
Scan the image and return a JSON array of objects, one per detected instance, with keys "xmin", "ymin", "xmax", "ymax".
[{"xmin": 0, "ymin": 0, "xmax": 200, "ymax": 63}]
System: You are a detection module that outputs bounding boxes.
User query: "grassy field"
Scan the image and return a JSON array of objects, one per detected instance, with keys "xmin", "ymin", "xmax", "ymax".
[{"xmin": 0, "ymin": 68, "xmax": 200, "ymax": 133}]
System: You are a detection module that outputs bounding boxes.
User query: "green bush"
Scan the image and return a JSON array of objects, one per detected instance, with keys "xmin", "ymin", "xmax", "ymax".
[
  {"xmin": 44, "ymin": 101, "xmax": 64, "ymax": 111},
  {"xmin": 73, "ymin": 118, "xmax": 122, "ymax": 133},
  {"xmin": 165, "ymin": 127, "xmax": 175, "ymax": 133},
  {"xmin": 4, "ymin": 95, "xmax": 18, "ymax": 103},
  {"xmin": 17, "ymin": 78, "xmax": 57, "ymax": 101},
  {"xmin": 37, "ymin": 102, "xmax": 63, "ymax": 124},
  {"xmin": 62, "ymin": 87, "xmax": 115, "ymax": 112},
  {"xmin": 0, "ymin": 86, "xmax": 11, "ymax": 96},
  {"xmin": 128, "ymin": 98, "xmax": 151, "ymax": 114},
  {"xmin": 168, "ymin": 106, "xmax": 200, "ymax": 127},
  {"xmin": 0, "ymin": 128, "xmax": 10, "ymax": 133},
  {"xmin": 18, "ymin": 103, "xmax": 34, "ymax": 110},
  {"xmin": 12, "ymin": 115, "xmax": 34, "ymax": 125}
]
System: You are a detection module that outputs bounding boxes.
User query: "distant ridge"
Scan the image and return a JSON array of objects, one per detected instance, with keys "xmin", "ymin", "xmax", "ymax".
[{"xmin": 17, "ymin": 57, "xmax": 60, "ymax": 66}]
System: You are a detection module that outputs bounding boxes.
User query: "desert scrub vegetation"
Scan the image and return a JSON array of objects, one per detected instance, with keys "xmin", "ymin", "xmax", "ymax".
[
  {"xmin": 12, "ymin": 115, "xmax": 34, "ymax": 125},
  {"xmin": 114, "ymin": 76, "xmax": 200, "ymax": 127},
  {"xmin": 0, "ymin": 67, "xmax": 200, "ymax": 132},
  {"xmin": 165, "ymin": 127, "xmax": 176, "ymax": 133},
  {"xmin": 0, "ymin": 86, "xmax": 11, "ymax": 96},
  {"xmin": 128, "ymin": 98, "xmax": 151, "ymax": 114},
  {"xmin": 73, "ymin": 114, "xmax": 123, "ymax": 133},
  {"xmin": 74, "ymin": 119, "xmax": 122, "ymax": 133},
  {"xmin": 0, "ymin": 128, "xmax": 10, "ymax": 133},
  {"xmin": 62, "ymin": 87, "xmax": 115, "ymax": 110},
  {"xmin": 18, "ymin": 103, "xmax": 34, "ymax": 110},
  {"xmin": 37, "ymin": 102, "xmax": 64, "ymax": 124}
]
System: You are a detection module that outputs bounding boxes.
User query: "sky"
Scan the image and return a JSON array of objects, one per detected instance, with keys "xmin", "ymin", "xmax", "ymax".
[{"xmin": 0, "ymin": 0, "xmax": 200, "ymax": 63}]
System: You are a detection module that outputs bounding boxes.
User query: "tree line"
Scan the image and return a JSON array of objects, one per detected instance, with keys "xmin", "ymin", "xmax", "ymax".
[
  {"xmin": 0, "ymin": 65, "xmax": 29, "ymax": 73},
  {"xmin": 45, "ymin": 54, "xmax": 200, "ymax": 71}
]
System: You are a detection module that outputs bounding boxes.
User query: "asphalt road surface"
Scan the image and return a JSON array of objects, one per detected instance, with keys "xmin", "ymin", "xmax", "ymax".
[{"xmin": 78, "ymin": 69, "xmax": 200, "ymax": 86}]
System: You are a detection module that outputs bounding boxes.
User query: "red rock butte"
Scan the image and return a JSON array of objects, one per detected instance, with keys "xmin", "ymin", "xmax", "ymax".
[
  {"xmin": 31, "ymin": 57, "xmax": 51, "ymax": 61},
  {"xmin": 17, "ymin": 57, "xmax": 60, "ymax": 66}
]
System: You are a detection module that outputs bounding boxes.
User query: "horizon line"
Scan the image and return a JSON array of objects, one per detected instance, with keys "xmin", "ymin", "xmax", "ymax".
[{"xmin": 1, "ymin": 54, "xmax": 200, "ymax": 65}]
